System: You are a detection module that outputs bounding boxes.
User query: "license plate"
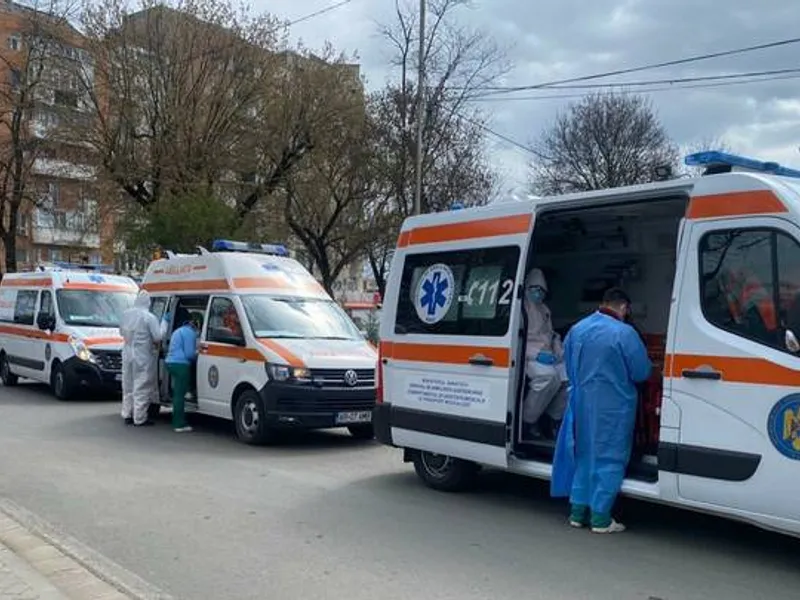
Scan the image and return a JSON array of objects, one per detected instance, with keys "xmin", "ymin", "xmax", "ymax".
[
  {"xmin": 115, "ymin": 374, "xmax": 122, "ymax": 382},
  {"xmin": 335, "ymin": 411, "xmax": 372, "ymax": 424}
]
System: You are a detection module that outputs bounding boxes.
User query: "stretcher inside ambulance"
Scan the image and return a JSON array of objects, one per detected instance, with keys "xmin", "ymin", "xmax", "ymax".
[
  {"xmin": 142, "ymin": 240, "xmax": 378, "ymax": 445},
  {"xmin": 0, "ymin": 264, "xmax": 138, "ymax": 399},
  {"xmin": 375, "ymin": 151, "xmax": 800, "ymax": 537}
]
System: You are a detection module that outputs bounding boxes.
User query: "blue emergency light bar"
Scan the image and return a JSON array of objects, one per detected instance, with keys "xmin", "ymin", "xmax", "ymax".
[
  {"xmin": 684, "ymin": 151, "xmax": 800, "ymax": 179},
  {"xmin": 52, "ymin": 261, "xmax": 113, "ymax": 272},
  {"xmin": 211, "ymin": 239, "xmax": 289, "ymax": 256}
]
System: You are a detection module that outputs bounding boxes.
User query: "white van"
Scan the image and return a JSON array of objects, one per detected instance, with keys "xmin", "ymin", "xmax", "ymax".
[
  {"xmin": 140, "ymin": 240, "xmax": 378, "ymax": 444},
  {"xmin": 0, "ymin": 265, "xmax": 138, "ymax": 399},
  {"xmin": 374, "ymin": 151, "xmax": 800, "ymax": 537}
]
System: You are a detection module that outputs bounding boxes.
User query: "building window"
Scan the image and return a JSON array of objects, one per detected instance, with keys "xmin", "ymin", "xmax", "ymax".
[
  {"xmin": 699, "ymin": 228, "xmax": 800, "ymax": 352},
  {"xmin": 16, "ymin": 214, "xmax": 27, "ymax": 236},
  {"xmin": 50, "ymin": 248, "xmax": 62, "ymax": 262},
  {"xmin": 16, "ymin": 248, "xmax": 28, "ymax": 265},
  {"xmin": 7, "ymin": 34, "xmax": 21, "ymax": 51}
]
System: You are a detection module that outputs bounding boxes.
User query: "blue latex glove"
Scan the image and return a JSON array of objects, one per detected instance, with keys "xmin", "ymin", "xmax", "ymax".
[{"xmin": 535, "ymin": 350, "xmax": 557, "ymax": 365}]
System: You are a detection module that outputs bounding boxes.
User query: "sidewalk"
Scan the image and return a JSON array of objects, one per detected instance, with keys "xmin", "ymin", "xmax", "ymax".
[{"xmin": 0, "ymin": 511, "xmax": 130, "ymax": 600}]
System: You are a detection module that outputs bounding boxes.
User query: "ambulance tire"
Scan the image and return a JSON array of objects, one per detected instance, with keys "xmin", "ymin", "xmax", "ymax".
[
  {"xmin": 51, "ymin": 362, "xmax": 73, "ymax": 401},
  {"xmin": 233, "ymin": 389, "xmax": 274, "ymax": 445},
  {"xmin": 0, "ymin": 353, "xmax": 18, "ymax": 387},
  {"xmin": 347, "ymin": 424, "xmax": 374, "ymax": 440},
  {"xmin": 412, "ymin": 450, "xmax": 479, "ymax": 492}
]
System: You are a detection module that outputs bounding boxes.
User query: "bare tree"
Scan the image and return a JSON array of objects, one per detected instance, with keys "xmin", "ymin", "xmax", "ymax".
[
  {"xmin": 366, "ymin": 0, "xmax": 506, "ymax": 295},
  {"xmin": 71, "ymin": 0, "xmax": 357, "ymax": 256},
  {"xmin": 0, "ymin": 0, "xmax": 80, "ymax": 273},
  {"xmin": 529, "ymin": 92, "xmax": 679, "ymax": 195}
]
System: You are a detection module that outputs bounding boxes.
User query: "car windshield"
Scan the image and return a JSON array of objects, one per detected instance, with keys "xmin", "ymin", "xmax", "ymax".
[
  {"xmin": 55, "ymin": 290, "xmax": 136, "ymax": 328},
  {"xmin": 241, "ymin": 295, "xmax": 363, "ymax": 340}
]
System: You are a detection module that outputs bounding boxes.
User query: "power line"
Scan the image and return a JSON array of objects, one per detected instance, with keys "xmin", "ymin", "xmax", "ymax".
[
  {"xmin": 460, "ymin": 114, "xmax": 537, "ymax": 156},
  {"xmin": 473, "ymin": 36, "xmax": 800, "ymax": 96},
  {"xmin": 467, "ymin": 72, "xmax": 800, "ymax": 102},
  {"xmin": 288, "ymin": 0, "xmax": 353, "ymax": 27}
]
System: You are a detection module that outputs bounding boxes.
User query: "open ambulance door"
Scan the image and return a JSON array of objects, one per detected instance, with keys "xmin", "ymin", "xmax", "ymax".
[{"xmin": 380, "ymin": 203, "xmax": 535, "ymax": 470}]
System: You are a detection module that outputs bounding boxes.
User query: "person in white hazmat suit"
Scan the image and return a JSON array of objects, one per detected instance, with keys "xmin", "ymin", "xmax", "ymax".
[
  {"xmin": 523, "ymin": 269, "xmax": 567, "ymax": 440},
  {"xmin": 120, "ymin": 290, "xmax": 163, "ymax": 426}
]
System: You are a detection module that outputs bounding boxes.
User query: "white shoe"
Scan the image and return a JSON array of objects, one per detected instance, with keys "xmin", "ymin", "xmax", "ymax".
[
  {"xmin": 591, "ymin": 520, "xmax": 626, "ymax": 534},
  {"xmin": 174, "ymin": 426, "xmax": 193, "ymax": 433},
  {"xmin": 569, "ymin": 519, "xmax": 586, "ymax": 529}
]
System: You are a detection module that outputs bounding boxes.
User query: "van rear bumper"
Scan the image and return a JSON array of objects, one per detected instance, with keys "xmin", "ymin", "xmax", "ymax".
[
  {"xmin": 373, "ymin": 403, "xmax": 393, "ymax": 445},
  {"xmin": 259, "ymin": 383, "xmax": 376, "ymax": 429}
]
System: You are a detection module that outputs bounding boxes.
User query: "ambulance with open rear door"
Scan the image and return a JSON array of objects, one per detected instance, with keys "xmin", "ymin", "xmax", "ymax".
[
  {"xmin": 0, "ymin": 264, "xmax": 138, "ymax": 399},
  {"xmin": 140, "ymin": 240, "xmax": 377, "ymax": 444},
  {"xmin": 374, "ymin": 151, "xmax": 800, "ymax": 537}
]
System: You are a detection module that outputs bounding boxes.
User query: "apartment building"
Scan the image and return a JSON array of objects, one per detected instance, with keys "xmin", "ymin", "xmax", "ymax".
[{"xmin": 0, "ymin": 1, "xmax": 108, "ymax": 274}]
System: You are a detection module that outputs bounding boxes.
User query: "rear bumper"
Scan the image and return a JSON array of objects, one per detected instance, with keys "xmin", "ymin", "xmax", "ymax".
[
  {"xmin": 258, "ymin": 382, "xmax": 376, "ymax": 429},
  {"xmin": 373, "ymin": 402, "xmax": 394, "ymax": 445},
  {"xmin": 62, "ymin": 357, "xmax": 121, "ymax": 392}
]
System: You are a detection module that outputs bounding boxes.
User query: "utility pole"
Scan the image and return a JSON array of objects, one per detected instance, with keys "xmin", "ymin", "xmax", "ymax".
[{"xmin": 413, "ymin": 0, "xmax": 425, "ymax": 216}]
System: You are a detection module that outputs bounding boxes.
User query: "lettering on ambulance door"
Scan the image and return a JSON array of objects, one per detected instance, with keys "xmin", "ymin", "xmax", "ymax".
[
  {"xmin": 670, "ymin": 218, "xmax": 800, "ymax": 521},
  {"xmin": 198, "ymin": 296, "xmax": 246, "ymax": 413},
  {"xmin": 387, "ymin": 245, "xmax": 522, "ymax": 467}
]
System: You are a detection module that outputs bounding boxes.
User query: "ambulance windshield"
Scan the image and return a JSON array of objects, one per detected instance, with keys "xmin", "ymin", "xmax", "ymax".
[
  {"xmin": 56, "ymin": 290, "xmax": 136, "ymax": 328},
  {"xmin": 241, "ymin": 295, "xmax": 362, "ymax": 340}
]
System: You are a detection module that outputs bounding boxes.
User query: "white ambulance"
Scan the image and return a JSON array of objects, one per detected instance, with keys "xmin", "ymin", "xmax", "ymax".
[
  {"xmin": 374, "ymin": 151, "xmax": 800, "ymax": 537},
  {"xmin": 140, "ymin": 240, "xmax": 377, "ymax": 444},
  {"xmin": 0, "ymin": 264, "xmax": 138, "ymax": 399}
]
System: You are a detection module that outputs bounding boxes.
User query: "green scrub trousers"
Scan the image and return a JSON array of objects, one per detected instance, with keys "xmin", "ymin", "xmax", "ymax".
[{"xmin": 166, "ymin": 362, "xmax": 191, "ymax": 429}]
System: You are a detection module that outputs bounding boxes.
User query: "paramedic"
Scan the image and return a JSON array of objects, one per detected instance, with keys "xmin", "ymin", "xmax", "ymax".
[
  {"xmin": 523, "ymin": 268, "xmax": 566, "ymax": 439},
  {"xmin": 165, "ymin": 309, "xmax": 200, "ymax": 433},
  {"xmin": 551, "ymin": 288, "xmax": 651, "ymax": 534},
  {"xmin": 120, "ymin": 290, "xmax": 163, "ymax": 427}
]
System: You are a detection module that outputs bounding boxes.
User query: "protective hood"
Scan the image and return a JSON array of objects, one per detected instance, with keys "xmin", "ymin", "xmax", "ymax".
[
  {"xmin": 526, "ymin": 268, "xmax": 547, "ymax": 291},
  {"xmin": 133, "ymin": 290, "xmax": 151, "ymax": 310}
]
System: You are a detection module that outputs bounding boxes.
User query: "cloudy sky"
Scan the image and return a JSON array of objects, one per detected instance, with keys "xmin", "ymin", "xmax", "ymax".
[{"xmin": 260, "ymin": 0, "xmax": 800, "ymax": 193}]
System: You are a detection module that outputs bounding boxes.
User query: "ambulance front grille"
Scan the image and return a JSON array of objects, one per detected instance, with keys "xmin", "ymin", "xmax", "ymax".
[
  {"xmin": 310, "ymin": 369, "xmax": 375, "ymax": 388},
  {"xmin": 275, "ymin": 397, "xmax": 375, "ymax": 412},
  {"xmin": 93, "ymin": 350, "xmax": 122, "ymax": 372}
]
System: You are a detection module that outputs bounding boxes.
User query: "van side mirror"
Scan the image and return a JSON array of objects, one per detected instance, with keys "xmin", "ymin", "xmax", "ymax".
[
  {"xmin": 37, "ymin": 314, "xmax": 55, "ymax": 331},
  {"xmin": 786, "ymin": 329, "xmax": 800, "ymax": 353}
]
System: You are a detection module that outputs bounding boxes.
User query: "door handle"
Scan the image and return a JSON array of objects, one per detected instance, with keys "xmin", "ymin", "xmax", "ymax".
[
  {"xmin": 468, "ymin": 353, "xmax": 494, "ymax": 367},
  {"xmin": 682, "ymin": 369, "xmax": 722, "ymax": 381}
]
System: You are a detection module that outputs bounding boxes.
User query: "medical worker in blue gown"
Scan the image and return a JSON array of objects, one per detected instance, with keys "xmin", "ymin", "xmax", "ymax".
[{"xmin": 550, "ymin": 288, "xmax": 651, "ymax": 534}]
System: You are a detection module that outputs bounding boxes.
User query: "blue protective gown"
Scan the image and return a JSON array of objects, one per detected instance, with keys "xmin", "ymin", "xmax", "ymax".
[{"xmin": 550, "ymin": 311, "xmax": 652, "ymax": 516}]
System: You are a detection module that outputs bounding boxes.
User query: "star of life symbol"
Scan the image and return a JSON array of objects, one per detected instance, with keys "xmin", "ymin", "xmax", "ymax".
[{"xmin": 414, "ymin": 263, "xmax": 455, "ymax": 324}]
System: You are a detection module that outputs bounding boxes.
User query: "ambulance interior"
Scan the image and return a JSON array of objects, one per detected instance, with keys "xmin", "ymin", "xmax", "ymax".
[{"xmin": 516, "ymin": 195, "xmax": 689, "ymax": 482}]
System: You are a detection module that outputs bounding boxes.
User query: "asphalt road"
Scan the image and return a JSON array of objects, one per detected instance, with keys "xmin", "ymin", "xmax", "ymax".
[{"xmin": 1, "ymin": 382, "xmax": 799, "ymax": 600}]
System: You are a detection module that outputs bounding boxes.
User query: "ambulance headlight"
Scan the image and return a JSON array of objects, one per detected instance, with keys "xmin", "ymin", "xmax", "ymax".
[
  {"xmin": 266, "ymin": 363, "xmax": 311, "ymax": 383},
  {"xmin": 68, "ymin": 336, "xmax": 96, "ymax": 363}
]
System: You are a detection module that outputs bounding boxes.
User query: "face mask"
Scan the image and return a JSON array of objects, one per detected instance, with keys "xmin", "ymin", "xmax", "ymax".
[{"xmin": 527, "ymin": 287, "xmax": 545, "ymax": 303}]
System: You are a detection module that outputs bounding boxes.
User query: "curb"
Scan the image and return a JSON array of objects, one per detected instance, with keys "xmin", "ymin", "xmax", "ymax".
[{"xmin": 0, "ymin": 498, "xmax": 174, "ymax": 600}]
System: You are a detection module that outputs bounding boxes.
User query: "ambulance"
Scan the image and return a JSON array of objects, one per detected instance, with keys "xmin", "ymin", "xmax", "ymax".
[
  {"xmin": 0, "ymin": 264, "xmax": 138, "ymax": 400},
  {"xmin": 374, "ymin": 151, "xmax": 800, "ymax": 537},
  {"xmin": 140, "ymin": 240, "xmax": 377, "ymax": 444}
]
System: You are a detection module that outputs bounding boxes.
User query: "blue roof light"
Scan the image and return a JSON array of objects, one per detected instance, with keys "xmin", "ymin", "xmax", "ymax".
[
  {"xmin": 684, "ymin": 150, "xmax": 800, "ymax": 179},
  {"xmin": 52, "ymin": 261, "xmax": 113, "ymax": 272},
  {"xmin": 211, "ymin": 239, "xmax": 289, "ymax": 257}
]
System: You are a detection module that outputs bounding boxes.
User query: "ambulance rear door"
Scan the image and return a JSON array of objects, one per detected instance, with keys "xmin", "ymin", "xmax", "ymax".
[{"xmin": 381, "ymin": 204, "xmax": 535, "ymax": 468}]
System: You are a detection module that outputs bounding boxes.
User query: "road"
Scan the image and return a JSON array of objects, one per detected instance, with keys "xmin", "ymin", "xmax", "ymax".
[{"xmin": 1, "ymin": 383, "xmax": 798, "ymax": 600}]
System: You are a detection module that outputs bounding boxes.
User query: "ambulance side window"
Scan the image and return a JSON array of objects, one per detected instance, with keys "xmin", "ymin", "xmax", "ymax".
[
  {"xmin": 207, "ymin": 297, "xmax": 244, "ymax": 345},
  {"xmin": 394, "ymin": 246, "xmax": 520, "ymax": 337},
  {"xmin": 0, "ymin": 290, "xmax": 16, "ymax": 323},
  {"xmin": 13, "ymin": 290, "xmax": 37, "ymax": 326},
  {"xmin": 149, "ymin": 296, "xmax": 168, "ymax": 320},
  {"xmin": 39, "ymin": 291, "xmax": 54, "ymax": 318},
  {"xmin": 699, "ymin": 228, "xmax": 800, "ymax": 352}
]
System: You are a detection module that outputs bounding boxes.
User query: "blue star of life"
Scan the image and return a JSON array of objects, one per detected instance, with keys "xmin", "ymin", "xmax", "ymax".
[{"xmin": 420, "ymin": 271, "xmax": 449, "ymax": 317}]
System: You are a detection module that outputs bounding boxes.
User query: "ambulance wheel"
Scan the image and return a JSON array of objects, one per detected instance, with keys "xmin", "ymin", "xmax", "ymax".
[
  {"xmin": 347, "ymin": 424, "xmax": 374, "ymax": 440},
  {"xmin": 412, "ymin": 450, "xmax": 478, "ymax": 492},
  {"xmin": 0, "ymin": 353, "xmax": 18, "ymax": 386},
  {"xmin": 234, "ymin": 390, "xmax": 273, "ymax": 445},
  {"xmin": 51, "ymin": 363, "xmax": 73, "ymax": 401}
]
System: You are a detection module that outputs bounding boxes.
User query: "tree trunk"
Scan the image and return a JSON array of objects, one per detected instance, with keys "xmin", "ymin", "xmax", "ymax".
[{"xmin": 3, "ymin": 229, "xmax": 17, "ymax": 274}]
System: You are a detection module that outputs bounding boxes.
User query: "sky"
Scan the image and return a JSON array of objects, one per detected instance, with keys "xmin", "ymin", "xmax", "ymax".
[{"xmin": 263, "ymin": 0, "xmax": 800, "ymax": 194}]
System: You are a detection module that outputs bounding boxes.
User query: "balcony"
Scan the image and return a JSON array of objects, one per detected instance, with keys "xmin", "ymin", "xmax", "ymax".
[
  {"xmin": 32, "ymin": 210, "xmax": 100, "ymax": 248},
  {"xmin": 31, "ymin": 158, "xmax": 95, "ymax": 181}
]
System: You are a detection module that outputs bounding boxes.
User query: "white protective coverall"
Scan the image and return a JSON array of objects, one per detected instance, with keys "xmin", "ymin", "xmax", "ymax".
[
  {"xmin": 120, "ymin": 290, "xmax": 163, "ymax": 425},
  {"xmin": 523, "ymin": 269, "xmax": 567, "ymax": 428}
]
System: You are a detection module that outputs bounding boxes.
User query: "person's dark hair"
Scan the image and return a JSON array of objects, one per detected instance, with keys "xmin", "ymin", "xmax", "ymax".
[
  {"xmin": 175, "ymin": 307, "xmax": 191, "ymax": 327},
  {"xmin": 602, "ymin": 287, "xmax": 631, "ymax": 306}
]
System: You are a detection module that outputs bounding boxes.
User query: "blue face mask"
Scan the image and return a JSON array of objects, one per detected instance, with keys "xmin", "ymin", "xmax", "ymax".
[{"xmin": 527, "ymin": 286, "xmax": 545, "ymax": 304}]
